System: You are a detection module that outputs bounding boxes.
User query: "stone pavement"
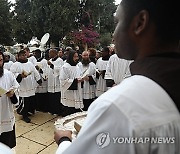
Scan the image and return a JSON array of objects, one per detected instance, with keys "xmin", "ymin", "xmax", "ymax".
[{"xmin": 14, "ymin": 112, "xmax": 61, "ymax": 154}]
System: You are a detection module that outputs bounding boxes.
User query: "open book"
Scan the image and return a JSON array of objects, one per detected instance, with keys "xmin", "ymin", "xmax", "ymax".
[
  {"xmin": 81, "ymin": 68, "xmax": 89, "ymax": 78},
  {"xmin": 22, "ymin": 70, "xmax": 32, "ymax": 76}
]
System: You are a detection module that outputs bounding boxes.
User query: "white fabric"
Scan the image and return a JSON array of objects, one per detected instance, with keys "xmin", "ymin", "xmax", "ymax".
[
  {"xmin": 56, "ymin": 75, "xmax": 180, "ymax": 154},
  {"xmin": 47, "ymin": 58, "xmax": 64, "ymax": 93},
  {"xmin": 60, "ymin": 63, "xmax": 83, "ymax": 109},
  {"xmin": 28, "ymin": 56, "xmax": 37, "ymax": 66},
  {"xmin": 4, "ymin": 61, "xmax": 13, "ymax": 71},
  {"xmin": 10, "ymin": 61, "xmax": 40, "ymax": 97},
  {"xmin": 0, "ymin": 143, "xmax": 12, "ymax": 154},
  {"xmin": 36, "ymin": 59, "xmax": 48, "ymax": 93},
  {"xmin": 95, "ymin": 57, "xmax": 109, "ymax": 97},
  {"xmin": 78, "ymin": 62, "xmax": 96, "ymax": 99},
  {"xmin": 56, "ymin": 141, "xmax": 71, "ymax": 154},
  {"xmin": 105, "ymin": 54, "xmax": 132, "ymax": 84},
  {"xmin": 0, "ymin": 69, "xmax": 19, "ymax": 135}
]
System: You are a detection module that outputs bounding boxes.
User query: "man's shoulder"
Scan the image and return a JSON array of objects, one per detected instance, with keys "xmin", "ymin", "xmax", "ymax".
[
  {"xmin": 91, "ymin": 75, "xmax": 179, "ymax": 125},
  {"xmin": 3, "ymin": 68, "xmax": 14, "ymax": 77}
]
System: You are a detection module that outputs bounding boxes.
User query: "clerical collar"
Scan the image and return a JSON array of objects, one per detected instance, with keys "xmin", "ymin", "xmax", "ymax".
[
  {"xmin": 52, "ymin": 56, "xmax": 58, "ymax": 61},
  {"xmin": 18, "ymin": 59, "xmax": 28, "ymax": 63},
  {"xmin": 4, "ymin": 60, "xmax": 9, "ymax": 63},
  {"xmin": 102, "ymin": 55, "xmax": 110, "ymax": 61},
  {"xmin": 130, "ymin": 52, "xmax": 180, "ymax": 112}
]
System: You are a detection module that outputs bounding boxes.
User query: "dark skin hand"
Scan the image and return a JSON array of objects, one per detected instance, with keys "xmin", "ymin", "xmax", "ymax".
[{"xmin": 54, "ymin": 130, "xmax": 72, "ymax": 145}]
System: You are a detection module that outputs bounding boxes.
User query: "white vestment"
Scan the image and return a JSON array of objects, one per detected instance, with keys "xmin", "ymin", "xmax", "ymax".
[
  {"xmin": 77, "ymin": 62, "xmax": 96, "ymax": 99},
  {"xmin": 105, "ymin": 54, "xmax": 132, "ymax": 84},
  {"xmin": 47, "ymin": 57, "xmax": 64, "ymax": 93},
  {"xmin": 96, "ymin": 57, "xmax": 109, "ymax": 97},
  {"xmin": 10, "ymin": 61, "xmax": 40, "ymax": 97},
  {"xmin": 36, "ymin": 59, "xmax": 48, "ymax": 93},
  {"xmin": 0, "ymin": 69, "xmax": 19, "ymax": 135},
  {"xmin": 4, "ymin": 61, "xmax": 13, "ymax": 71},
  {"xmin": 28, "ymin": 56, "xmax": 37, "ymax": 66},
  {"xmin": 56, "ymin": 75, "xmax": 180, "ymax": 154},
  {"xmin": 60, "ymin": 63, "xmax": 83, "ymax": 109}
]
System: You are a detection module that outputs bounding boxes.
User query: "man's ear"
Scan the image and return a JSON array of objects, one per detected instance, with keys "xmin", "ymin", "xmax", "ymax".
[{"xmin": 133, "ymin": 10, "xmax": 149, "ymax": 35}]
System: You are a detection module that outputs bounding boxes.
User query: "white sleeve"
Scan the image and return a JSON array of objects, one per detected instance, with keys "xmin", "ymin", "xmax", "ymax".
[
  {"xmin": 104, "ymin": 58, "xmax": 113, "ymax": 80},
  {"xmin": 56, "ymin": 141, "xmax": 72, "ymax": 154},
  {"xmin": 59, "ymin": 66, "xmax": 74, "ymax": 91},
  {"xmin": 55, "ymin": 92, "xmax": 134, "ymax": 154},
  {"xmin": 54, "ymin": 59, "xmax": 64, "ymax": 77}
]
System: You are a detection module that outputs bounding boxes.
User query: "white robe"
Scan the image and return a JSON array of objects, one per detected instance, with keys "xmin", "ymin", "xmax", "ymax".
[
  {"xmin": 0, "ymin": 69, "xmax": 19, "ymax": 135},
  {"xmin": 28, "ymin": 56, "xmax": 37, "ymax": 66},
  {"xmin": 36, "ymin": 59, "xmax": 48, "ymax": 93},
  {"xmin": 56, "ymin": 75, "xmax": 180, "ymax": 154},
  {"xmin": 105, "ymin": 54, "xmax": 132, "ymax": 84},
  {"xmin": 47, "ymin": 57, "xmax": 64, "ymax": 93},
  {"xmin": 77, "ymin": 62, "xmax": 96, "ymax": 99},
  {"xmin": 3, "ymin": 61, "xmax": 13, "ymax": 71},
  {"xmin": 60, "ymin": 63, "xmax": 83, "ymax": 109},
  {"xmin": 10, "ymin": 61, "xmax": 40, "ymax": 97},
  {"xmin": 96, "ymin": 57, "xmax": 109, "ymax": 97}
]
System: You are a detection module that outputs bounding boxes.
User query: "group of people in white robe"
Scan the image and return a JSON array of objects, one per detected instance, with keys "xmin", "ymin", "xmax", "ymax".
[{"xmin": 1, "ymin": 45, "xmax": 132, "ymax": 125}]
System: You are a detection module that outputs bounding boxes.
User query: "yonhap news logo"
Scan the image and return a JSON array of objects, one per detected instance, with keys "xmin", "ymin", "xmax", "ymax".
[
  {"xmin": 96, "ymin": 132, "xmax": 175, "ymax": 148},
  {"xmin": 96, "ymin": 132, "xmax": 111, "ymax": 148}
]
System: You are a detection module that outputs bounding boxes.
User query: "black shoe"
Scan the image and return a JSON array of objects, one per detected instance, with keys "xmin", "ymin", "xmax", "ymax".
[
  {"xmin": 27, "ymin": 113, "xmax": 31, "ymax": 116},
  {"xmin": 23, "ymin": 116, "xmax": 31, "ymax": 123}
]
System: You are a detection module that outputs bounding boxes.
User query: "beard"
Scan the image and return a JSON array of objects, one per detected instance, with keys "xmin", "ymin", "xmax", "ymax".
[
  {"xmin": 82, "ymin": 58, "xmax": 90, "ymax": 66},
  {"xmin": 0, "ymin": 66, "xmax": 4, "ymax": 77}
]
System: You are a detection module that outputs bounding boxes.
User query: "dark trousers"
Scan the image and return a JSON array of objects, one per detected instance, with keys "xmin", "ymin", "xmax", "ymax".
[
  {"xmin": 83, "ymin": 99, "xmax": 94, "ymax": 111},
  {"xmin": 35, "ymin": 93, "xmax": 48, "ymax": 112},
  {"xmin": 0, "ymin": 125, "xmax": 16, "ymax": 148},
  {"xmin": 17, "ymin": 96, "xmax": 35, "ymax": 117},
  {"xmin": 48, "ymin": 92, "xmax": 63, "ymax": 115}
]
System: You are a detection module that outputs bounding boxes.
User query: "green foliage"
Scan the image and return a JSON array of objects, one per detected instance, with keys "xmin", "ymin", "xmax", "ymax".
[
  {"xmin": 100, "ymin": 32, "xmax": 112, "ymax": 47},
  {"xmin": 10, "ymin": 0, "xmax": 116, "ymax": 46},
  {"xmin": 12, "ymin": 0, "xmax": 33, "ymax": 43},
  {"xmin": 0, "ymin": 0, "xmax": 13, "ymax": 45}
]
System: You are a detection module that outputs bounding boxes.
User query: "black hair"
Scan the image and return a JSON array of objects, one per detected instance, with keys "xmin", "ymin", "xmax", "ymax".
[
  {"xmin": 66, "ymin": 50, "xmax": 78, "ymax": 66},
  {"xmin": 121, "ymin": 0, "xmax": 180, "ymax": 42},
  {"xmin": 34, "ymin": 49, "xmax": 41, "ymax": 54},
  {"xmin": 102, "ymin": 46, "xmax": 110, "ymax": 53},
  {"xmin": 0, "ymin": 51, "xmax": 5, "ymax": 62},
  {"xmin": 18, "ymin": 50, "xmax": 26, "ymax": 57}
]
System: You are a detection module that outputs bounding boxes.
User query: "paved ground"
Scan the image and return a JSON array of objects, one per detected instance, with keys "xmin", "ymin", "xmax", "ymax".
[{"xmin": 14, "ymin": 112, "xmax": 61, "ymax": 154}]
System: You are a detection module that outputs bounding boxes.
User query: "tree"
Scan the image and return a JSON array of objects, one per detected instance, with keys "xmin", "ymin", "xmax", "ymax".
[
  {"xmin": 82, "ymin": 0, "xmax": 116, "ymax": 34},
  {"xmin": 48, "ymin": 0, "xmax": 80, "ymax": 46},
  {"xmin": 0, "ymin": 0, "xmax": 13, "ymax": 45},
  {"xmin": 12, "ymin": 0, "xmax": 33, "ymax": 43},
  {"xmin": 70, "ymin": 25, "xmax": 99, "ymax": 50},
  {"xmin": 12, "ymin": 0, "xmax": 116, "ymax": 46}
]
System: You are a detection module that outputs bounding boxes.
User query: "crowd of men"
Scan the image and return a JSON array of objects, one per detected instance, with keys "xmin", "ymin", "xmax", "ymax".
[
  {"xmin": 1, "ymin": 0, "xmax": 180, "ymax": 153},
  {"xmin": 0, "ymin": 44, "xmax": 131, "ymax": 150}
]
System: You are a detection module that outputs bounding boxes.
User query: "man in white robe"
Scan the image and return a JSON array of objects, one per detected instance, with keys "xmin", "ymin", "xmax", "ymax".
[
  {"xmin": 77, "ymin": 51, "xmax": 96, "ymax": 111},
  {"xmin": 10, "ymin": 50, "xmax": 42, "ymax": 123},
  {"xmin": 3, "ymin": 53, "xmax": 13, "ymax": 71},
  {"xmin": 105, "ymin": 54, "xmax": 132, "ymax": 88},
  {"xmin": 95, "ymin": 47, "xmax": 110, "ymax": 97},
  {"xmin": 60, "ymin": 50, "xmax": 84, "ymax": 115},
  {"xmin": 47, "ymin": 49, "xmax": 64, "ymax": 115},
  {"xmin": 34, "ymin": 49, "xmax": 49, "ymax": 112},
  {"xmin": 54, "ymin": 0, "xmax": 180, "ymax": 153},
  {"xmin": 0, "ymin": 52, "xmax": 19, "ymax": 149},
  {"xmin": 24, "ymin": 47, "xmax": 37, "ymax": 66}
]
